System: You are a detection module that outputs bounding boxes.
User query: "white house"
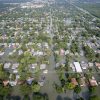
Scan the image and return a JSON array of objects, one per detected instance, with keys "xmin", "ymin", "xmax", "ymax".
[
  {"xmin": 4, "ymin": 63, "xmax": 11, "ymax": 69},
  {"xmin": 40, "ymin": 64, "xmax": 46, "ymax": 70},
  {"xmin": 73, "ymin": 62, "xmax": 82, "ymax": 73},
  {"xmin": 18, "ymin": 50, "xmax": 23, "ymax": 55},
  {"xmin": 13, "ymin": 69, "xmax": 18, "ymax": 74},
  {"xmin": 9, "ymin": 81, "xmax": 17, "ymax": 86},
  {"xmin": 12, "ymin": 63, "xmax": 19, "ymax": 69},
  {"xmin": 43, "ymin": 69, "xmax": 48, "ymax": 74},
  {"xmin": 80, "ymin": 61, "xmax": 88, "ymax": 70},
  {"xmin": 0, "ymin": 52, "xmax": 4, "ymax": 56},
  {"xmin": 30, "ymin": 63, "xmax": 37, "ymax": 69}
]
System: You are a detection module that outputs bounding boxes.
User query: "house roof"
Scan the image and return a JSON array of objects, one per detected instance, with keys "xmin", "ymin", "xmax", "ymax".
[
  {"xmin": 73, "ymin": 62, "xmax": 82, "ymax": 73},
  {"xmin": 40, "ymin": 64, "xmax": 46, "ymax": 70},
  {"xmin": 0, "ymin": 52, "xmax": 4, "ymax": 56},
  {"xmin": 88, "ymin": 62, "xmax": 93, "ymax": 67},
  {"xmin": 70, "ymin": 63, "xmax": 76, "ymax": 72},
  {"xmin": 9, "ymin": 81, "xmax": 17, "ymax": 86},
  {"xmin": 26, "ymin": 77, "xmax": 34, "ymax": 85},
  {"xmin": 95, "ymin": 62, "xmax": 100, "ymax": 69},
  {"xmin": 89, "ymin": 77, "xmax": 98, "ymax": 86},
  {"xmin": 30, "ymin": 63, "xmax": 37, "ymax": 69},
  {"xmin": 71, "ymin": 78, "xmax": 78, "ymax": 86},
  {"xmin": 80, "ymin": 61, "xmax": 88, "ymax": 69},
  {"xmin": 12, "ymin": 63, "xmax": 19, "ymax": 69},
  {"xmin": 3, "ymin": 80, "xmax": 9, "ymax": 86},
  {"xmin": 80, "ymin": 77, "xmax": 86, "ymax": 87},
  {"xmin": 4, "ymin": 63, "xmax": 11, "ymax": 69},
  {"xmin": 13, "ymin": 69, "xmax": 18, "ymax": 74},
  {"xmin": 89, "ymin": 79, "xmax": 98, "ymax": 86}
]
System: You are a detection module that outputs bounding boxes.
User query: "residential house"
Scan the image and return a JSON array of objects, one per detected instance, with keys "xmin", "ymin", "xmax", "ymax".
[
  {"xmin": 70, "ymin": 63, "xmax": 76, "ymax": 72},
  {"xmin": 43, "ymin": 69, "xmax": 48, "ymax": 74},
  {"xmin": 13, "ymin": 69, "xmax": 18, "ymax": 74},
  {"xmin": 0, "ymin": 52, "xmax": 4, "ymax": 56},
  {"xmin": 71, "ymin": 78, "xmax": 78, "ymax": 86},
  {"xmin": 4, "ymin": 63, "xmax": 11, "ymax": 69},
  {"xmin": 73, "ymin": 62, "xmax": 82, "ymax": 73},
  {"xmin": 40, "ymin": 64, "xmax": 46, "ymax": 70},
  {"xmin": 9, "ymin": 81, "xmax": 17, "ymax": 86},
  {"xmin": 26, "ymin": 77, "xmax": 34, "ymax": 85},
  {"xmin": 18, "ymin": 50, "xmax": 23, "ymax": 55},
  {"xmin": 3, "ymin": 80, "xmax": 9, "ymax": 86},
  {"xmin": 30, "ymin": 63, "xmax": 37, "ymax": 69},
  {"xmin": 89, "ymin": 77, "xmax": 98, "ymax": 86},
  {"xmin": 80, "ymin": 77, "xmax": 86, "ymax": 87},
  {"xmin": 80, "ymin": 61, "xmax": 88, "ymax": 70},
  {"xmin": 12, "ymin": 63, "xmax": 19, "ymax": 70},
  {"xmin": 95, "ymin": 62, "xmax": 100, "ymax": 70},
  {"xmin": 88, "ymin": 62, "xmax": 93, "ymax": 67},
  {"xmin": 60, "ymin": 49, "xmax": 65, "ymax": 56}
]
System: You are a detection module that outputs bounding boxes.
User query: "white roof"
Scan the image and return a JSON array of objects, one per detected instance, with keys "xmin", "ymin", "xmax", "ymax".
[
  {"xmin": 43, "ymin": 70, "xmax": 48, "ymax": 74},
  {"xmin": 0, "ymin": 52, "xmax": 4, "ymax": 56},
  {"xmin": 18, "ymin": 50, "xmax": 23, "ymax": 55},
  {"xmin": 73, "ymin": 62, "xmax": 82, "ymax": 73},
  {"xmin": 4, "ymin": 63, "xmax": 11, "ymax": 69},
  {"xmin": 40, "ymin": 64, "xmax": 46, "ymax": 70},
  {"xmin": 88, "ymin": 62, "xmax": 93, "ymax": 67},
  {"xmin": 12, "ymin": 63, "xmax": 19, "ymax": 69},
  {"xmin": 9, "ymin": 81, "xmax": 17, "ymax": 86},
  {"xmin": 16, "ymin": 75, "xmax": 20, "ymax": 79},
  {"xmin": 31, "ymin": 64, "xmax": 37, "ymax": 69},
  {"xmin": 70, "ymin": 63, "xmax": 76, "ymax": 72},
  {"xmin": 13, "ymin": 69, "xmax": 18, "ymax": 74}
]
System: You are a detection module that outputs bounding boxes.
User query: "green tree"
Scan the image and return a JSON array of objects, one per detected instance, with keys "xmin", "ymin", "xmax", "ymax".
[
  {"xmin": 0, "ymin": 85, "xmax": 11, "ymax": 96},
  {"xmin": 32, "ymin": 84, "xmax": 40, "ymax": 93},
  {"xmin": 76, "ymin": 97, "xmax": 84, "ymax": 100},
  {"xmin": 83, "ymin": 46, "xmax": 95, "ymax": 61},
  {"xmin": 0, "ymin": 95, "xmax": 3, "ymax": 100},
  {"xmin": 89, "ymin": 95, "xmax": 100, "ymax": 100},
  {"xmin": 33, "ymin": 94, "xmax": 44, "ymax": 100},
  {"xmin": 56, "ymin": 86, "xmax": 63, "ymax": 93},
  {"xmin": 0, "ymin": 64, "xmax": 9, "ymax": 80},
  {"xmin": 89, "ymin": 86, "xmax": 96, "ymax": 94},
  {"xmin": 70, "ymin": 40, "xmax": 80, "ymax": 53},
  {"xmin": 23, "ymin": 94, "xmax": 30, "ymax": 100},
  {"xmin": 64, "ymin": 82, "xmax": 75, "ymax": 90},
  {"xmin": 74, "ymin": 85, "xmax": 81, "ymax": 94},
  {"xmin": 20, "ymin": 84, "xmax": 32, "ymax": 95}
]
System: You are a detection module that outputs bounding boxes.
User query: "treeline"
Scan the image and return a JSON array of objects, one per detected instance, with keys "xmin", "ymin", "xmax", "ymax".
[
  {"xmin": 76, "ymin": 3, "xmax": 100, "ymax": 18},
  {"xmin": 0, "ymin": 3, "xmax": 11, "ymax": 12},
  {"xmin": 0, "ymin": 0, "xmax": 32, "ymax": 3}
]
